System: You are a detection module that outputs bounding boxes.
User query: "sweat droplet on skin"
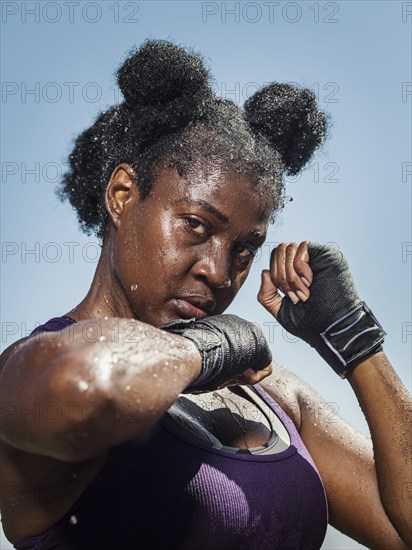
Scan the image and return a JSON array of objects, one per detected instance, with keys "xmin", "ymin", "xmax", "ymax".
[
  {"xmin": 131, "ymin": 284, "xmax": 139, "ymax": 291},
  {"xmin": 78, "ymin": 380, "xmax": 89, "ymax": 392}
]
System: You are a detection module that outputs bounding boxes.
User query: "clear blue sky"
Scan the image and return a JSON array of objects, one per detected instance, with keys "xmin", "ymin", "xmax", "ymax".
[{"xmin": 1, "ymin": 2, "xmax": 411, "ymax": 548}]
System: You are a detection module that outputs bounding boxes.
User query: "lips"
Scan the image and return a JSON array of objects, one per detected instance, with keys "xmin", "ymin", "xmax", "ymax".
[{"xmin": 174, "ymin": 296, "xmax": 216, "ymax": 320}]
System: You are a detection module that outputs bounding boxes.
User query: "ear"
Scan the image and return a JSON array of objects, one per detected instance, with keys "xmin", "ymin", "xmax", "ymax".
[{"xmin": 105, "ymin": 163, "xmax": 139, "ymax": 229}]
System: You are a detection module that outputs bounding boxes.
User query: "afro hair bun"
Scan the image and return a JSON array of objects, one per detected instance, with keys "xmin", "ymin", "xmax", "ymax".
[
  {"xmin": 117, "ymin": 39, "xmax": 212, "ymax": 108},
  {"xmin": 244, "ymin": 83, "xmax": 328, "ymax": 175},
  {"xmin": 116, "ymin": 39, "xmax": 214, "ymax": 146}
]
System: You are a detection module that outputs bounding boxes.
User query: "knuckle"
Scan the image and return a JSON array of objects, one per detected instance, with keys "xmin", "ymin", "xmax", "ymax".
[
  {"xmin": 286, "ymin": 244, "xmax": 298, "ymax": 260},
  {"xmin": 288, "ymin": 273, "xmax": 300, "ymax": 285},
  {"xmin": 293, "ymin": 257, "xmax": 305, "ymax": 268},
  {"xmin": 279, "ymin": 281, "xmax": 291, "ymax": 292}
]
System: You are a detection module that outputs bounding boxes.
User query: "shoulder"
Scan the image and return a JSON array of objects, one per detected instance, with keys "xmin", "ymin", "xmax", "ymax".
[
  {"xmin": 0, "ymin": 335, "xmax": 34, "ymax": 374},
  {"xmin": 258, "ymin": 361, "xmax": 343, "ymax": 436},
  {"xmin": 258, "ymin": 363, "xmax": 305, "ymax": 430}
]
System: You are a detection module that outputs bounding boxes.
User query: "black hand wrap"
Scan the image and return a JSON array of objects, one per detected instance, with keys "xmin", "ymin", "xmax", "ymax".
[
  {"xmin": 160, "ymin": 314, "xmax": 272, "ymax": 393},
  {"xmin": 277, "ymin": 243, "xmax": 386, "ymax": 378}
]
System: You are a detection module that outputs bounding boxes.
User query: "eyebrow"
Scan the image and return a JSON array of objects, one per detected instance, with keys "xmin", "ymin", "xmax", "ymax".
[
  {"xmin": 249, "ymin": 230, "xmax": 267, "ymax": 241},
  {"xmin": 174, "ymin": 198, "xmax": 229, "ymax": 224}
]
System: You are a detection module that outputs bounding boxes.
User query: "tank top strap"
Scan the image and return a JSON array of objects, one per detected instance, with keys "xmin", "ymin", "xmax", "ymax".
[
  {"xmin": 30, "ymin": 316, "xmax": 77, "ymax": 335},
  {"xmin": 253, "ymin": 383, "xmax": 328, "ymax": 488}
]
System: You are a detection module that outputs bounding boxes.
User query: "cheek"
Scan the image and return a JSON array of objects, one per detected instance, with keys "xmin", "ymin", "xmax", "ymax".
[
  {"xmin": 157, "ymin": 218, "xmax": 197, "ymax": 277},
  {"xmin": 113, "ymin": 230, "xmax": 155, "ymax": 294},
  {"xmin": 117, "ymin": 210, "xmax": 162, "ymax": 276},
  {"xmin": 157, "ymin": 239, "xmax": 196, "ymax": 288}
]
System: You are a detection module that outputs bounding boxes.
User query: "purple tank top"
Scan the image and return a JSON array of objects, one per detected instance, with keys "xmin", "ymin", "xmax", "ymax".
[{"xmin": 14, "ymin": 317, "xmax": 328, "ymax": 549}]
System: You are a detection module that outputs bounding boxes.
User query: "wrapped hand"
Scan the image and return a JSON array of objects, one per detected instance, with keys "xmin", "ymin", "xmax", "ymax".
[
  {"xmin": 161, "ymin": 314, "xmax": 272, "ymax": 392},
  {"xmin": 258, "ymin": 241, "xmax": 385, "ymax": 377}
]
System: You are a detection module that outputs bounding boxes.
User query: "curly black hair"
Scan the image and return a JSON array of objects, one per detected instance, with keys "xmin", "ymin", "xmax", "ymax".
[{"xmin": 58, "ymin": 39, "xmax": 328, "ymax": 241}]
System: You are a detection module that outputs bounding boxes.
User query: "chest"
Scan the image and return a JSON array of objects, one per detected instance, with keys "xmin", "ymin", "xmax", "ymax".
[
  {"xmin": 169, "ymin": 386, "xmax": 274, "ymax": 449},
  {"xmin": 0, "ymin": 445, "xmax": 109, "ymax": 543}
]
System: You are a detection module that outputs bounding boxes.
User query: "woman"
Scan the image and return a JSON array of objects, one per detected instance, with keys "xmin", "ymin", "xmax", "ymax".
[{"xmin": 0, "ymin": 40, "xmax": 410, "ymax": 549}]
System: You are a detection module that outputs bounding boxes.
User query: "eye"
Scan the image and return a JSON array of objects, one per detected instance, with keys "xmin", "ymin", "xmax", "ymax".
[
  {"xmin": 184, "ymin": 216, "xmax": 210, "ymax": 238},
  {"xmin": 232, "ymin": 243, "xmax": 257, "ymax": 265}
]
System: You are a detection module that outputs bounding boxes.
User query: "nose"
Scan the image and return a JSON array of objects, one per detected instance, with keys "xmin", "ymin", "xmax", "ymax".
[{"xmin": 192, "ymin": 250, "xmax": 232, "ymax": 289}]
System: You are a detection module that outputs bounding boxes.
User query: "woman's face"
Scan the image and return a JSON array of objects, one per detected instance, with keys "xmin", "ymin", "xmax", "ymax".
[{"xmin": 111, "ymin": 166, "xmax": 270, "ymax": 327}]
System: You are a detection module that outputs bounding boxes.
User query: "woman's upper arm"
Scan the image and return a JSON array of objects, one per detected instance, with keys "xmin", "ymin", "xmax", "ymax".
[
  {"xmin": 0, "ymin": 319, "xmax": 202, "ymax": 462},
  {"xmin": 260, "ymin": 366, "xmax": 408, "ymax": 549},
  {"xmin": 0, "ymin": 333, "xmax": 105, "ymax": 461}
]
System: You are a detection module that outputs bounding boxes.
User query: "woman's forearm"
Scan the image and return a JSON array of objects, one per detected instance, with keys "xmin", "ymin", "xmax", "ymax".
[
  {"xmin": 0, "ymin": 318, "xmax": 201, "ymax": 462},
  {"xmin": 347, "ymin": 352, "xmax": 412, "ymax": 546}
]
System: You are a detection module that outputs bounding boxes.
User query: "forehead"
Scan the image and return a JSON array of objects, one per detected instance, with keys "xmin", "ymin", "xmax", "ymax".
[{"xmin": 153, "ymin": 167, "xmax": 271, "ymax": 226}]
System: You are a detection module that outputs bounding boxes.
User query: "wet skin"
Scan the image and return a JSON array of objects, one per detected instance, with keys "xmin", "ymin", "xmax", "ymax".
[
  {"xmin": 69, "ymin": 164, "xmax": 271, "ymax": 328},
  {"xmin": 72, "ymin": 163, "xmax": 275, "ymax": 445},
  {"xmin": 1, "ymin": 166, "xmax": 411, "ymax": 548},
  {"xmin": 68, "ymin": 163, "xmax": 275, "ymax": 443},
  {"xmin": 0, "ymin": 166, "xmax": 275, "ymax": 543}
]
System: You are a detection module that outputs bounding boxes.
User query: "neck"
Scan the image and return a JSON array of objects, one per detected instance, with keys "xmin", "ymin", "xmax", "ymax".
[{"xmin": 65, "ymin": 237, "xmax": 136, "ymax": 322}]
